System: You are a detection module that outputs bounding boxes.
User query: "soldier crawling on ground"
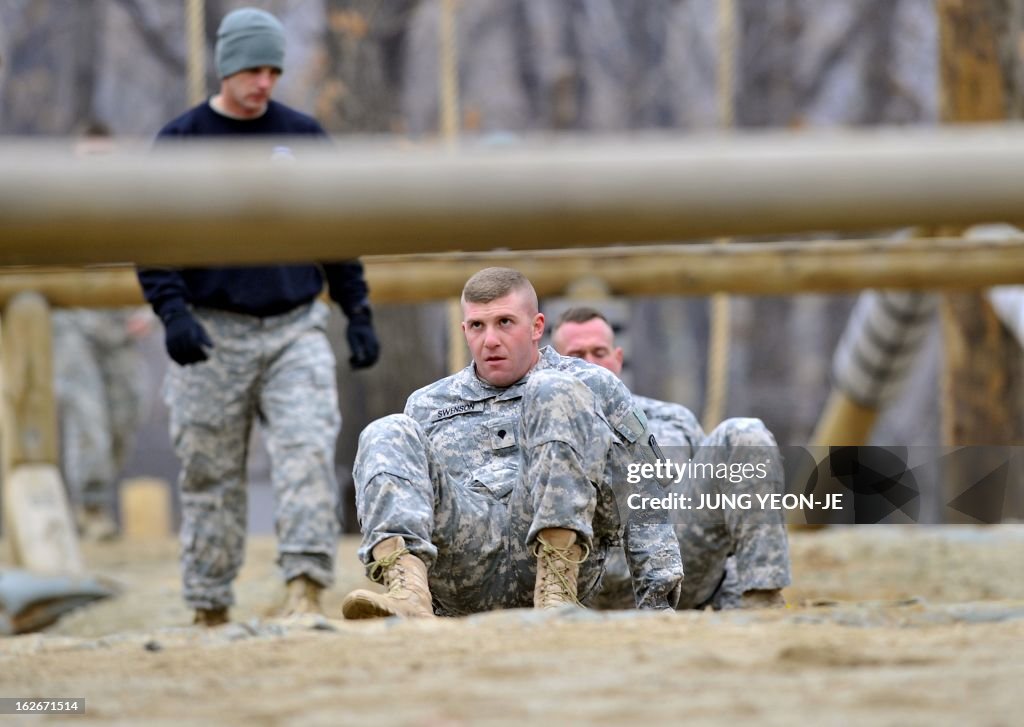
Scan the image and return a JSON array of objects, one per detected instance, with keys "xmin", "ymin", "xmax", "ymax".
[
  {"xmin": 341, "ymin": 267, "xmax": 683, "ymax": 618},
  {"xmin": 551, "ymin": 306, "xmax": 790, "ymax": 609}
]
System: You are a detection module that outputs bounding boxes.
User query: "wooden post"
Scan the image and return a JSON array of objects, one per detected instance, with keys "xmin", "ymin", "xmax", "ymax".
[
  {"xmin": 120, "ymin": 477, "xmax": 172, "ymax": 540},
  {"xmin": 185, "ymin": 0, "xmax": 207, "ymax": 107},
  {"xmin": 446, "ymin": 298, "xmax": 468, "ymax": 374},
  {"xmin": 936, "ymin": 0, "xmax": 1023, "ymax": 522},
  {"xmin": 1, "ymin": 291, "xmax": 83, "ymax": 572},
  {"xmin": 2, "ymin": 293, "xmax": 59, "ymax": 475},
  {"xmin": 439, "ymin": 0, "xmax": 461, "ymax": 146},
  {"xmin": 705, "ymin": 0, "xmax": 738, "ymax": 431},
  {"xmin": 810, "ymin": 390, "xmax": 879, "ymax": 446}
]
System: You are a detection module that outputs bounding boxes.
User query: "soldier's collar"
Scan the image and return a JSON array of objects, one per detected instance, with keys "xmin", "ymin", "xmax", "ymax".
[
  {"xmin": 453, "ymin": 364, "xmax": 503, "ymax": 401},
  {"xmin": 453, "ymin": 351, "xmax": 553, "ymax": 401}
]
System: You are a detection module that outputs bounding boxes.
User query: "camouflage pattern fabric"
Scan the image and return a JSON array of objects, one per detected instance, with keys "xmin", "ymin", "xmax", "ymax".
[
  {"xmin": 163, "ymin": 302, "xmax": 340, "ymax": 610},
  {"xmin": 353, "ymin": 346, "xmax": 683, "ymax": 615},
  {"xmin": 52, "ymin": 309, "xmax": 143, "ymax": 513},
  {"xmin": 633, "ymin": 394, "xmax": 705, "ymax": 458},
  {"xmin": 590, "ymin": 398, "xmax": 792, "ymax": 610}
]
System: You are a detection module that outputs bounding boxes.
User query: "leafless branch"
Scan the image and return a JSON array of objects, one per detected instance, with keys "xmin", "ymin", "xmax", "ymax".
[{"xmin": 111, "ymin": 0, "xmax": 185, "ymax": 76}]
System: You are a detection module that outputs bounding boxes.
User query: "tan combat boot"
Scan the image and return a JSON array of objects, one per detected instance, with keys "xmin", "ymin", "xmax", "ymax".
[
  {"xmin": 193, "ymin": 607, "xmax": 229, "ymax": 627},
  {"xmin": 533, "ymin": 528, "xmax": 589, "ymax": 609},
  {"xmin": 281, "ymin": 574, "xmax": 324, "ymax": 617},
  {"xmin": 341, "ymin": 536, "xmax": 434, "ymax": 619}
]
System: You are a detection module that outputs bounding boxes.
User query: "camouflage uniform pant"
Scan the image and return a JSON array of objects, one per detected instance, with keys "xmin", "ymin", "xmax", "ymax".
[
  {"xmin": 52, "ymin": 309, "xmax": 143, "ymax": 514},
  {"xmin": 163, "ymin": 302, "xmax": 340, "ymax": 610},
  {"xmin": 354, "ymin": 370, "xmax": 619, "ymax": 616},
  {"xmin": 590, "ymin": 417, "xmax": 791, "ymax": 610}
]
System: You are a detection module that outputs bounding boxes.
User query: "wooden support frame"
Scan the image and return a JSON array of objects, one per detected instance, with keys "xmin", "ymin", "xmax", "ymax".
[
  {"xmin": 936, "ymin": 0, "xmax": 1024, "ymax": 468},
  {"xmin": 1, "ymin": 292, "xmax": 83, "ymax": 572},
  {"xmin": 0, "ymin": 236, "xmax": 1023, "ymax": 308}
]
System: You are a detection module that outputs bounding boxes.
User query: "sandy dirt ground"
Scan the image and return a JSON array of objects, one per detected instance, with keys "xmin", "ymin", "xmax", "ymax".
[{"xmin": 1, "ymin": 526, "xmax": 1023, "ymax": 726}]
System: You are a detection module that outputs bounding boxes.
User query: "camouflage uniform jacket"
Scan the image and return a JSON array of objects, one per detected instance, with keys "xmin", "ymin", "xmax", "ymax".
[
  {"xmin": 632, "ymin": 394, "xmax": 705, "ymax": 455},
  {"xmin": 404, "ymin": 346, "xmax": 683, "ymax": 609}
]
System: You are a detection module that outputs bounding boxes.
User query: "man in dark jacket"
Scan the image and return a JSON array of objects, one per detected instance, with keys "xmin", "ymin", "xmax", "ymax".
[{"xmin": 137, "ymin": 7, "xmax": 379, "ymax": 627}]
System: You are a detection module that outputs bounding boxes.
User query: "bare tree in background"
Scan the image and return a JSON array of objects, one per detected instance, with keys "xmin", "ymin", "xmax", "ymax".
[
  {"xmin": 316, "ymin": 1, "xmax": 452, "ymax": 531},
  {"xmin": 0, "ymin": 0, "xmax": 958, "ymax": 459},
  {"xmin": 514, "ymin": 0, "xmax": 686, "ymax": 131},
  {"xmin": 110, "ymin": 0, "xmax": 187, "ymax": 77},
  {"xmin": 108, "ymin": 0, "xmax": 233, "ymax": 90},
  {"xmin": 320, "ymin": 0, "xmax": 416, "ymax": 133},
  {"xmin": 1, "ymin": 0, "xmax": 103, "ymax": 133},
  {"xmin": 69, "ymin": 0, "xmax": 102, "ymax": 127},
  {"xmin": 738, "ymin": 0, "xmax": 803, "ymax": 127}
]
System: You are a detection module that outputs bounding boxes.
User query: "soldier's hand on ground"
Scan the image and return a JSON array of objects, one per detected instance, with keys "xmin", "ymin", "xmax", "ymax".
[
  {"xmin": 345, "ymin": 309, "xmax": 379, "ymax": 369},
  {"xmin": 163, "ymin": 311, "xmax": 213, "ymax": 366}
]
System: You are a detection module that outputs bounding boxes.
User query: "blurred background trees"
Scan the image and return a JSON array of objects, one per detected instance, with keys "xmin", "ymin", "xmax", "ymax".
[{"xmin": 3, "ymin": 0, "xmax": 1018, "ymax": 528}]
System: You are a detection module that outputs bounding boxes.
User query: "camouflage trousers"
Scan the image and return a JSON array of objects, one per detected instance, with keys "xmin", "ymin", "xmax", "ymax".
[
  {"xmin": 52, "ymin": 309, "xmax": 143, "ymax": 514},
  {"xmin": 590, "ymin": 417, "xmax": 791, "ymax": 610},
  {"xmin": 354, "ymin": 370, "xmax": 620, "ymax": 616},
  {"xmin": 164, "ymin": 302, "xmax": 340, "ymax": 610}
]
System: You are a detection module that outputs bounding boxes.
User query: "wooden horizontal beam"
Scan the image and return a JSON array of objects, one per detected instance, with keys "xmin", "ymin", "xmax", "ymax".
[
  {"xmin": 0, "ymin": 269, "xmax": 143, "ymax": 308},
  {"xmin": 5, "ymin": 128, "xmax": 1024, "ymax": 266},
  {"xmin": 1, "ymin": 236, "xmax": 1021, "ymax": 307},
  {"xmin": 367, "ymin": 237, "xmax": 1024, "ymax": 301}
]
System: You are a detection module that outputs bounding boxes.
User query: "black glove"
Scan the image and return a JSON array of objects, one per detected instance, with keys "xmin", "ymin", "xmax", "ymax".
[
  {"xmin": 346, "ymin": 309, "xmax": 379, "ymax": 369},
  {"xmin": 163, "ymin": 310, "xmax": 213, "ymax": 366}
]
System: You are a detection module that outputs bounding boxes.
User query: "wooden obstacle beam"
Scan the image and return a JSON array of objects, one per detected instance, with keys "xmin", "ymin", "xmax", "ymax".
[
  {"xmin": 1, "ymin": 236, "xmax": 1023, "ymax": 308},
  {"xmin": 4, "ymin": 128, "xmax": 1024, "ymax": 265}
]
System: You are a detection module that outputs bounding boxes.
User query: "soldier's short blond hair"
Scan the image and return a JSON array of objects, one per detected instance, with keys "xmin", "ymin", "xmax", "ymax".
[{"xmin": 461, "ymin": 267, "xmax": 538, "ymax": 312}]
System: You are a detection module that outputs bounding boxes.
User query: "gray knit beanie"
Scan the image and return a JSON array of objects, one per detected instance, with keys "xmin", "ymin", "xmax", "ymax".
[{"xmin": 215, "ymin": 7, "xmax": 286, "ymax": 79}]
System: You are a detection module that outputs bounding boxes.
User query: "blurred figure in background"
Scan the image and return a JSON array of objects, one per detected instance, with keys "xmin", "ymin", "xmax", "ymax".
[{"xmin": 53, "ymin": 120, "xmax": 152, "ymax": 541}]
